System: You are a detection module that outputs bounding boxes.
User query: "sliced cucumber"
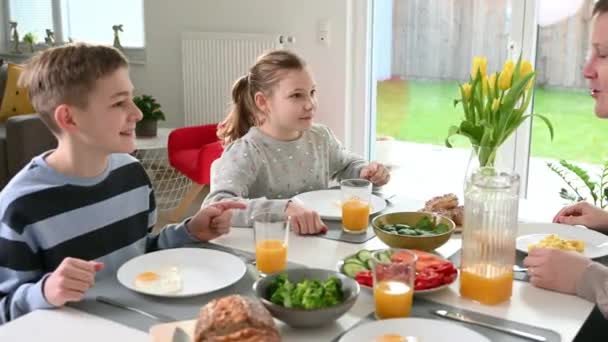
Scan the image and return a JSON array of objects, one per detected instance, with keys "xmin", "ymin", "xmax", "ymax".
[
  {"xmin": 344, "ymin": 257, "xmax": 364, "ymax": 266},
  {"xmin": 356, "ymin": 250, "xmax": 372, "ymax": 263},
  {"xmin": 377, "ymin": 251, "xmax": 392, "ymax": 263},
  {"xmin": 366, "ymin": 258, "xmax": 374, "ymax": 270},
  {"xmin": 342, "ymin": 262, "xmax": 368, "ymax": 277}
]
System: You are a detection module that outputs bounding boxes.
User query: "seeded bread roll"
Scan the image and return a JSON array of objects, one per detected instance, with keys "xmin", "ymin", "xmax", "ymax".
[{"xmin": 194, "ymin": 295, "xmax": 281, "ymax": 342}]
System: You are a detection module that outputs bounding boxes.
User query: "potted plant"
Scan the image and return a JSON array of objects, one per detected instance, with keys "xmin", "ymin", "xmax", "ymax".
[
  {"xmin": 547, "ymin": 159, "xmax": 608, "ymax": 208},
  {"xmin": 23, "ymin": 32, "xmax": 36, "ymax": 53},
  {"xmin": 133, "ymin": 94, "xmax": 166, "ymax": 137},
  {"xmin": 445, "ymin": 56, "xmax": 554, "ymax": 172}
]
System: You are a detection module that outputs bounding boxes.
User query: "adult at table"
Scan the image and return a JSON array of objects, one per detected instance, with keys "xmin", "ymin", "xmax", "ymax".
[{"xmin": 524, "ymin": 0, "xmax": 608, "ymax": 321}]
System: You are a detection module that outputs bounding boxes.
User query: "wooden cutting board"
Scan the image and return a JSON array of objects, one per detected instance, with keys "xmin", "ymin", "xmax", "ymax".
[{"xmin": 149, "ymin": 319, "xmax": 196, "ymax": 342}]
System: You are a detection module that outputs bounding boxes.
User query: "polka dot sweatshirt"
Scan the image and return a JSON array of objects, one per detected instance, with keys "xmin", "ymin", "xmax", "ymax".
[{"xmin": 203, "ymin": 124, "xmax": 367, "ymax": 227}]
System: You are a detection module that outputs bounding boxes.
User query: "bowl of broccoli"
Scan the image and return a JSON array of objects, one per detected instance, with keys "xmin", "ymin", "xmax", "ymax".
[{"xmin": 252, "ymin": 268, "xmax": 360, "ymax": 328}]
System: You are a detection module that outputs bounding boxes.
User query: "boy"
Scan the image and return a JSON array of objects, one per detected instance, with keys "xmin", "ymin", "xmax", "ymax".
[{"xmin": 0, "ymin": 43, "xmax": 244, "ymax": 323}]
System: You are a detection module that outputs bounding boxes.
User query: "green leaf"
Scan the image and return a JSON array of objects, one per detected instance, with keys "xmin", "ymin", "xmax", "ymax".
[
  {"xmin": 559, "ymin": 160, "xmax": 598, "ymax": 204},
  {"xmin": 547, "ymin": 161, "xmax": 588, "ymax": 204},
  {"xmin": 528, "ymin": 113, "xmax": 554, "ymax": 141},
  {"xmin": 445, "ymin": 125, "xmax": 461, "ymax": 148},
  {"xmin": 460, "ymin": 121, "xmax": 484, "ymax": 145},
  {"xmin": 133, "ymin": 94, "xmax": 166, "ymax": 121}
]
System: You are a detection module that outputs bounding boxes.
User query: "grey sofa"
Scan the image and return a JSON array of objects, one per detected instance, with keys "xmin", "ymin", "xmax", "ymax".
[{"xmin": 0, "ymin": 61, "xmax": 57, "ymax": 189}]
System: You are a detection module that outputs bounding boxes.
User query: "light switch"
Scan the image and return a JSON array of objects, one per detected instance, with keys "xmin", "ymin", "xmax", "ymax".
[{"xmin": 318, "ymin": 19, "xmax": 330, "ymax": 46}]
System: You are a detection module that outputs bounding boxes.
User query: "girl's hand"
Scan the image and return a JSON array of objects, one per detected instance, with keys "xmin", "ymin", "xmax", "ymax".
[
  {"xmin": 285, "ymin": 202, "xmax": 328, "ymax": 235},
  {"xmin": 360, "ymin": 162, "xmax": 390, "ymax": 186}
]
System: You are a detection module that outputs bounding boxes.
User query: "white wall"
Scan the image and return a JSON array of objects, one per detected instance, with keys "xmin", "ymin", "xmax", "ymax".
[{"xmin": 131, "ymin": 0, "xmax": 350, "ymax": 142}]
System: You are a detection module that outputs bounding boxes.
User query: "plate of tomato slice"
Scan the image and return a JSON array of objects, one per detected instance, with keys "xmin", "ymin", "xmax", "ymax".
[{"xmin": 339, "ymin": 249, "xmax": 458, "ymax": 293}]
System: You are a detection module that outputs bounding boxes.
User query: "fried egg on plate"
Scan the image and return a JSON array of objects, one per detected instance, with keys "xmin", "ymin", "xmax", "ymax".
[
  {"xmin": 374, "ymin": 335, "xmax": 419, "ymax": 342},
  {"xmin": 133, "ymin": 266, "xmax": 182, "ymax": 294}
]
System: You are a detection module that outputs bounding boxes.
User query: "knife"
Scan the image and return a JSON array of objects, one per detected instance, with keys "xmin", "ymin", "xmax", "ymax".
[
  {"xmin": 172, "ymin": 327, "xmax": 190, "ymax": 342},
  {"xmin": 433, "ymin": 309, "xmax": 547, "ymax": 342},
  {"xmin": 96, "ymin": 296, "xmax": 176, "ymax": 323}
]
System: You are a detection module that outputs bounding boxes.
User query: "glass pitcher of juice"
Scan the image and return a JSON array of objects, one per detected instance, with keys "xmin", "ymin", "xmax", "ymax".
[{"xmin": 460, "ymin": 167, "xmax": 520, "ymax": 305}]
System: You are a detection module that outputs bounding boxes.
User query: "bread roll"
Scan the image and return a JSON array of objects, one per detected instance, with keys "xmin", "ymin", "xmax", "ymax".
[{"xmin": 194, "ymin": 295, "xmax": 281, "ymax": 342}]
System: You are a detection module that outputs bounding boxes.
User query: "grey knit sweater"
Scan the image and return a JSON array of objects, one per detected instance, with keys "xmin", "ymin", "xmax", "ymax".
[{"xmin": 203, "ymin": 124, "xmax": 367, "ymax": 227}]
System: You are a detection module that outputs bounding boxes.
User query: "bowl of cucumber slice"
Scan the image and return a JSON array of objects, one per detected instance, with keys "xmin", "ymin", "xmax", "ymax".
[{"xmin": 371, "ymin": 211, "xmax": 455, "ymax": 251}]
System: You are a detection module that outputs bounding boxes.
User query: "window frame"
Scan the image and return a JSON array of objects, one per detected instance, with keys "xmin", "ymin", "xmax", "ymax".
[{"xmin": 0, "ymin": 0, "xmax": 145, "ymax": 64}]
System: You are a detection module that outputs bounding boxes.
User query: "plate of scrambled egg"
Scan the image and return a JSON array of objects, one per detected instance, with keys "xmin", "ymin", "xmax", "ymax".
[{"xmin": 517, "ymin": 223, "xmax": 608, "ymax": 259}]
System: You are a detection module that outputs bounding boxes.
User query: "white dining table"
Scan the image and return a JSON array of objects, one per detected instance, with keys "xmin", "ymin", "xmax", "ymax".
[{"xmin": 0, "ymin": 197, "xmax": 597, "ymax": 341}]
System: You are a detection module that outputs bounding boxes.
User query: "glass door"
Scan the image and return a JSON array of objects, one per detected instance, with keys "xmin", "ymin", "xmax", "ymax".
[
  {"xmin": 369, "ymin": 0, "xmax": 525, "ymax": 200},
  {"xmin": 514, "ymin": 0, "xmax": 604, "ymax": 209}
]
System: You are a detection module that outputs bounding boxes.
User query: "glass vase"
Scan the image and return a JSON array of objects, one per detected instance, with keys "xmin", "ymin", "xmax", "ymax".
[{"xmin": 459, "ymin": 167, "xmax": 520, "ymax": 305}]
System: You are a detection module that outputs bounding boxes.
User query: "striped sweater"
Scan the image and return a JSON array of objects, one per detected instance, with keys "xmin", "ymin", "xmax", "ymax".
[{"xmin": 0, "ymin": 152, "xmax": 196, "ymax": 324}]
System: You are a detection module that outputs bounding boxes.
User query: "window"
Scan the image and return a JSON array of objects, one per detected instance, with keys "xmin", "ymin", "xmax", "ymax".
[
  {"xmin": 60, "ymin": 0, "xmax": 144, "ymax": 47},
  {"xmin": 7, "ymin": 0, "xmax": 53, "ymax": 42},
  {"xmin": 3, "ymin": 0, "xmax": 144, "ymax": 61}
]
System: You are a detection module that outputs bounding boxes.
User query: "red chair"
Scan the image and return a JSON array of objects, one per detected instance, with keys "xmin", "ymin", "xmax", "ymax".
[{"xmin": 167, "ymin": 123, "xmax": 224, "ymax": 221}]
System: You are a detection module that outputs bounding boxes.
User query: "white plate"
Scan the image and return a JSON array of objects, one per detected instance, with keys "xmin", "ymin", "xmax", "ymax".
[
  {"xmin": 117, "ymin": 248, "xmax": 246, "ymax": 298},
  {"xmin": 292, "ymin": 189, "xmax": 387, "ymax": 220},
  {"xmin": 517, "ymin": 222, "xmax": 608, "ymax": 259},
  {"xmin": 339, "ymin": 318, "xmax": 490, "ymax": 342}
]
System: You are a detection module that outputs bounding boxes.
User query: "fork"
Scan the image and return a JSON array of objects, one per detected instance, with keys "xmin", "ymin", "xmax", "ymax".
[{"xmin": 513, "ymin": 265, "xmax": 528, "ymax": 272}]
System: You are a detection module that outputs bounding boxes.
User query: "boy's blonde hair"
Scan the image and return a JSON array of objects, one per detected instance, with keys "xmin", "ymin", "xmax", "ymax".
[{"xmin": 18, "ymin": 43, "xmax": 128, "ymax": 134}]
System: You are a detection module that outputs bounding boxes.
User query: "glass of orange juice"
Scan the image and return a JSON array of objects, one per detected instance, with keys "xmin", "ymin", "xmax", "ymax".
[
  {"xmin": 372, "ymin": 249, "xmax": 417, "ymax": 319},
  {"xmin": 341, "ymin": 179, "xmax": 372, "ymax": 234},
  {"xmin": 253, "ymin": 212, "xmax": 289, "ymax": 275}
]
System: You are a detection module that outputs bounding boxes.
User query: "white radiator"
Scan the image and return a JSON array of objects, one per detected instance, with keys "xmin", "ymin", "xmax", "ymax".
[{"xmin": 181, "ymin": 32, "xmax": 284, "ymax": 126}]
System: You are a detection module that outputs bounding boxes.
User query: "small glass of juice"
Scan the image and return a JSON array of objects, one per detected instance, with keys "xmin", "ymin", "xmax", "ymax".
[
  {"xmin": 372, "ymin": 249, "xmax": 417, "ymax": 319},
  {"xmin": 341, "ymin": 179, "xmax": 372, "ymax": 234},
  {"xmin": 252, "ymin": 212, "xmax": 289, "ymax": 275}
]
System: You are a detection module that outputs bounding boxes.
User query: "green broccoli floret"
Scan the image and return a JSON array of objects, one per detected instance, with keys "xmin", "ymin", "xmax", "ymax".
[
  {"xmin": 269, "ymin": 274, "xmax": 294, "ymax": 308},
  {"xmin": 268, "ymin": 275, "xmax": 345, "ymax": 309},
  {"xmin": 301, "ymin": 280, "xmax": 325, "ymax": 309},
  {"xmin": 322, "ymin": 277, "xmax": 344, "ymax": 306}
]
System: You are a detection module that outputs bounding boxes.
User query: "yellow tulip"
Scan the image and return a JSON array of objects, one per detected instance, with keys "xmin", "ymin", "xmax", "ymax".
[
  {"xmin": 492, "ymin": 98, "xmax": 500, "ymax": 112},
  {"xmin": 462, "ymin": 83, "xmax": 472, "ymax": 100},
  {"xmin": 520, "ymin": 60, "xmax": 533, "ymax": 78},
  {"xmin": 471, "ymin": 57, "xmax": 488, "ymax": 79},
  {"xmin": 498, "ymin": 60, "xmax": 514, "ymax": 90},
  {"xmin": 488, "ymin": 73, "xmax": 497, "ymax": 95}
]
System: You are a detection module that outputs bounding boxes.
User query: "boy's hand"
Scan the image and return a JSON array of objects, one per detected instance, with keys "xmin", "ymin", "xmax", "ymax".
[
  {"xmin": 186, "ymin": 201, "xmax": 246, "ymax": 241},
  {"xmin": 360, "ymin": 162, "xmax": 390, "ymax": 186},
  {"xmin": 44, "ymin": 258, "xmax": 104, "ymax": 307}
]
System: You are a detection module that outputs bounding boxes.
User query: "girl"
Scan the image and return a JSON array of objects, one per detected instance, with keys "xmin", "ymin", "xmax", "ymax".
[{"xmin": 204, "ymin": 50, "xmax": 390, "ymax": 235}]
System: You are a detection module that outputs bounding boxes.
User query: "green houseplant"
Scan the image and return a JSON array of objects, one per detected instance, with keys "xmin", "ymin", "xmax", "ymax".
[
  {"xmin": 547, "ymin": 159, "xmax": 608, "ymax": 209},
  {"xmin": 23, "ymin": 32, "xmax": 36, "ymax": 53},
  {"xmin": 133, "ymin": 94, "xmax": 166, "ymax": 137}
]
